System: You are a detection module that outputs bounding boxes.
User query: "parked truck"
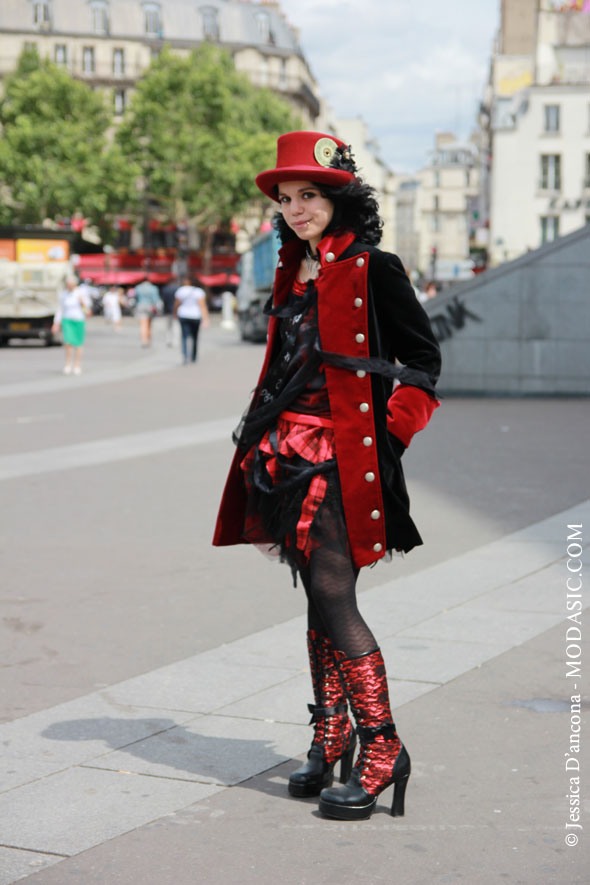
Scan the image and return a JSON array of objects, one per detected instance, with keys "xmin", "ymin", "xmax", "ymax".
[
  {"xmin": 236, "ymin": 229, "xmax": 281, "ymax": 342},
  {"xmin": 0, "ymin": 230, "xmax": 75, "ymax": 346}
]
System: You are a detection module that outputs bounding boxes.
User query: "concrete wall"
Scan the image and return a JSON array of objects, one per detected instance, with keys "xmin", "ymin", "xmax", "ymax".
[{"xmin": 423, "ymin": 224, "xmax": 590, "ymax": 395}]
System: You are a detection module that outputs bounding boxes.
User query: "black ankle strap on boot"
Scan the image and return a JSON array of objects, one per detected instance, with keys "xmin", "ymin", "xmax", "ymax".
[
  {"xmin": 356, "ymin": 722, "xmax": 397, "ymax": 741},
  {"xmin": 308, "ymin": 702, "xmax": 348, "ymax": 724}
]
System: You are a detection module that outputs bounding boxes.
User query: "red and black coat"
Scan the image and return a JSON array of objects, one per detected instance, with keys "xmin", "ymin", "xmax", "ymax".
[{"xmin": 213, "ymin": 230, "xmax": 441, "ymax": 569}]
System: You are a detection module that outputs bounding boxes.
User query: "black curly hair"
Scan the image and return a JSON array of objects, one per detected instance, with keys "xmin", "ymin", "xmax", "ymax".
[{"xmin": 272, "ymin": 178, "xmax": 383, "ymax": 246}]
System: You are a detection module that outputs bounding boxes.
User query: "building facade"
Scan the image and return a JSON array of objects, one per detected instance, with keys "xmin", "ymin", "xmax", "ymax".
[
  {"xmin": 487, "ymin": 0, "xmax": 590, "ymax": 264},
  {"xmin": 387, "ymin": 134, "xmax": 480, "ymax": 282},
  {"xmin": 415, "ymin": 133, "xmax": 479, "ymax": 280},
  {"xmin": 0, "ymin": 0, "xmax": 320, "ymax": 123}
]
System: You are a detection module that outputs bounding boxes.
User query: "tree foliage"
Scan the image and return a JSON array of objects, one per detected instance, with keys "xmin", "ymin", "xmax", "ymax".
[
  {"xmin": 0, "ymin": 48, "xmax": 137, "ymax": 233},
  {"xmin": 0, "ymin": 45, "xmax": 300, "ymax": 242},
  {"xmin": 115, "ymin": 44, "xmax": 300, "ymax": 228}
]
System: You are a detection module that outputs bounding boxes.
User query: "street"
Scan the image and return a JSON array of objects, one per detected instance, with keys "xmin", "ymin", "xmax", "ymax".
[{"xmin": 0, "ymin": 315, "xmax": 588, "ymax": 883}]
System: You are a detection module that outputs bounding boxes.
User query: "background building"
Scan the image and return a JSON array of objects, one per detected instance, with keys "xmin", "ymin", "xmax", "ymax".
[
  {"xmin": 388, "ymin": 133, "xmax": 479, "ymax": 282},
  {"xmin": 0, "ymin": 0, "xmax": 320, "ymax": 123},
  {"xmin": 328, "ymin": 115, "xmax": 396, "ymax": 252},
  {"xmin": 487, "ymin": 0, "xmax": 590, "ymax": 264}
]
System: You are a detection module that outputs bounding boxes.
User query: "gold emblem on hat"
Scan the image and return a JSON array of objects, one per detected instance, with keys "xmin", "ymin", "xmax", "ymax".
[{"xmin": 314, "ymin": 137, "xmax": 338, "ymax": 167}]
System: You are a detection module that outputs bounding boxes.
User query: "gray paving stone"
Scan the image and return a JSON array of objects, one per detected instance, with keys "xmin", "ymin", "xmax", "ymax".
[
  {"xmin": 0, "ymin": 693, "xmax": 196, "ymax": 767},
  {"xmin": 215, "ymin": 673, "xmax": 310, "ymax": 724},
  {"xmin": 386, "ymin": 678, "xmax": 440, "ymax": 708},
  {"xmin": 369, "ymin": 541, "xmax": 563, "ymax": 619},
  {"xmin": 468, "ymin": 562, "xmax": 565, "ymax": 613},
  {"xmin": 86, "ymin": 715, "xmax": 310, "ymax": 786},
  {"xmin": 509, "ymin": 505, "xmax": 588, "ymax": 542},
  {"xmin": 0, "ymin": 847, "xmax": 63, "ymax": 885},
  {"xmin": 215, "ymin": 617, "xmax": 308, "ymax": 671},
  {"xmin": 0, "ymin": 767, "xmax": 220, "ymax": 856},
  {"xmin": 105, "ymin": 656, "xmax": 299, "ymax": 712},
  {"xmin": 1, "ymin": 758, "xmax": 71, "ymax": 795},
  {"xmin": 397, "ymin": 605, "xmax": 562, "ymax": 647},
  {"xmin": 379, "ymin": 635, "xmax": 508, "ymax": 684}
]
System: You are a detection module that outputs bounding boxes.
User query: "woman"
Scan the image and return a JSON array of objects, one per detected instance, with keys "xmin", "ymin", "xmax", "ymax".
[
  {"xmin": 102, "ymin": 285, "xmax": 123, "ymax": 331},
  {"xmin": 174, "ymin": 276, "xmax": 209, "ymax": 363},
  {"xmin": 213, "ymin": 131, "xmax": 441, "ymax": 821},
  {"xmin": 52, "ymin": 275, "xmax": 92, "ymax": 375},
  {"xmin": 134, "ymin": 275, "xmax": 161, "ymax": 347}
]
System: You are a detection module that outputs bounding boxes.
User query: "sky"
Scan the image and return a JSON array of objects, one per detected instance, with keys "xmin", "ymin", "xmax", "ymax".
[{"xmin": 276, "ymin": 0, "xmax": 501, "ymax": 173}]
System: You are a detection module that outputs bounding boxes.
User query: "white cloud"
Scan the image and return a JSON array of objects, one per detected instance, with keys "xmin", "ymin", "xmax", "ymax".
[{"xmin": 276, "ymin": 0, "xmax": 499, "ymax": 171}]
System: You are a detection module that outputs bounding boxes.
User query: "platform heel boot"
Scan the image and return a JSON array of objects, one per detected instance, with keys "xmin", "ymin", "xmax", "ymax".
[
  {"xmin": 288, "ymin": 630, "xmax": 356, "ymax": 798},
  {"xmin": 318, "ymin": 648, "xmax": 411, "ymax": 820}
]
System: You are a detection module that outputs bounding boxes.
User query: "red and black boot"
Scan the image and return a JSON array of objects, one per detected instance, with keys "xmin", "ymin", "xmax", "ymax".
[
  {"xmin": 288, "ymin": 630, "xmax": 356, "ymax": 798},
  {"xmin": 318, "ymin": 648, "xmax": 410, "ymax": 820}
]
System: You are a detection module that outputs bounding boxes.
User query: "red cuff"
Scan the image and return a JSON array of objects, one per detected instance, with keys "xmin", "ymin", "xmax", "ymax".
[{"xmin": 386, "ymin": 384, "xmax": 440, "ymax": 448}]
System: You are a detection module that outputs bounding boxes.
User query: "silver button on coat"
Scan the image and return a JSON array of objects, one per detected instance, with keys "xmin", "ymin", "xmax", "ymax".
[
  {"xmin": 325, "ymin": 252, "xmax": 335, "ymax": 262},
  {"xmin": 362, "ymin": 436, "xmax": 373, "ymax": 446},
  {"xmin": 371, "ymin": 509, "xmax": 380, "ymax": 520},
  {"xmin": 365, "ymin": 472, "xmax": 375, "ymax": 482},
  {"xmin": 356, "ymin": 370, "xmax": 367, "ymax": 378},
  {"xmin": 359, "ymin": 402, "xmax": 369, "ymax": 413},
  {"xmin": 355, "ymin": 333, "xmax": 365, "ymax": 344}
]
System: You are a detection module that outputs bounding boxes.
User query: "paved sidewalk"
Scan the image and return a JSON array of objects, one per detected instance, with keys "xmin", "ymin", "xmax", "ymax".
[{"xmin": 1, "ymin": 501, "xmax": 586, "ymax": 884}]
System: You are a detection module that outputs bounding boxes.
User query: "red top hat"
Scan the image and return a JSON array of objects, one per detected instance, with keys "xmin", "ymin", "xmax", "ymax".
[{"xmin": 255, "ymin": 131, "xmax": 356, "ymax": 201}]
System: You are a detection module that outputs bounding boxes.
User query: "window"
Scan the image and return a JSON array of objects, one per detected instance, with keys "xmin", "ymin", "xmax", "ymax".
[
  {"xmin": 82, "ymin": 47, "xmax": 95, "ymax": 74},
  {"xmin": 143, "ymin": 3, "xmax": 161, "ymax": 36},
  {"xmin": 112, "ymin": 48, "xmax": 125, "ymax": 75},
  {"xmin": 432, "ymin": 215, "xmax": 441, "ymax": 233},
  {"xmin": 544, "ymin": 104, "xmax": 560, "ymax": 133},
  {"xmin": 465, "ymin": 168, "xmax": 471, "ymax": 187},
  {"xmin": 201, "ymin": 6, "xmax": 219, "ymax": 40},
  {"xmin": 279, "ymin": 58, "xmax": 287, "ymax": 88},
  {"xmin": 24, "ymin": 41, "xmax": 38, "ymax": 52},
  {"xmin": 114, "ymin": 89, "xmax": 126, "ymax": 116},
  {"xmin": 433, "ymin": 195, "xmax": 439, "ymax": 212},
  {"xmin": 540, "ymin": 216, "xmax": 559, "ymax": 244},
  {"xmin": 256, "ymin": 10, "xmax": 270, "ymax": 43},
  {"xmin": 54, "ymin": 44, "xmax": 67, "ymax": 66},
  {"xmin": 433, "ymin": 170, "xmax": 440, "ymax": 188},
  {"xmin": 585, "ymin": 153, "xmax": 590, "ymax": 188},
  {"xmin": 33, "ymin": 1, "xmax": 50, "ymax": 26},
  {"xmin": 540, "ymin": 154, "xmax": 561, "ymax": 190},
  {"xmin": 91, "ymin": 1, "xmax": 108, "ymax": 34}
]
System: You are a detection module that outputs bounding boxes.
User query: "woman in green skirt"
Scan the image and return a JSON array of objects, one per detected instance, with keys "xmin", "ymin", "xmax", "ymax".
[{"xmin": 52, "ymin": 276, "xmax": 92, "ymax": 375}]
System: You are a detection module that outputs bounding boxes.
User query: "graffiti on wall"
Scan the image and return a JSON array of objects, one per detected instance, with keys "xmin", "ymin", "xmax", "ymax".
[{"xmin": 430, "ymin": 295, "xmax": 482, "ymax": 342}]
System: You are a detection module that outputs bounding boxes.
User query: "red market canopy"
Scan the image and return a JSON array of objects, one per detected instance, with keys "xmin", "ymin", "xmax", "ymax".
[
  {"xmin": 82, "ymin": 270, "xmax": 175, "ymax": 285},
  {"xmin": 197, "ymin": 272, "xmax": 240, "ymax": 287}
]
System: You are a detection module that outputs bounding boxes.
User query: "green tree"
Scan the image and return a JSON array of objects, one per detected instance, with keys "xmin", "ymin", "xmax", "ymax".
[
  {"xmin": 115, "ymin": 45, "xmax": 300, "ymax": 256},
  {"xmin": 0, "ymin": 48, "xmax": 137, "ymax": 236}
]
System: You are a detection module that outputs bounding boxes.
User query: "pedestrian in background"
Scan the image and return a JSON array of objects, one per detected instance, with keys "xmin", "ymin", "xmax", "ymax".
[
  {"xmin": 160, "ymin": 277, "xmax": 180, "ymax": 347},
  {"xmin": 417, "ymin": 281, "xmax": 438, "ymax": 304},
  {"xmin": 174, "ymin": 276, "xmax": 209, "ymax": 363},
  {"xmin": 134, "ymin": 275, "xmax": 161, "ymax": 347},
  {"xmin": 102, "ymin": 285, "xmax": 123, "ymax": 331},
  {"xmin": 52, "ymin": 275, "xmax": 92, "ymax": 375},
  {"xmin": 214, "ymin": 131, "xmax": 440, "ymax": 821}
]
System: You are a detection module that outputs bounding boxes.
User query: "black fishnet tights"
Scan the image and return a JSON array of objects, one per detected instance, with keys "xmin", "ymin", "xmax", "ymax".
[{"xmin": 299, "ymin": 546, "xmax": 377, "ymax": 658}]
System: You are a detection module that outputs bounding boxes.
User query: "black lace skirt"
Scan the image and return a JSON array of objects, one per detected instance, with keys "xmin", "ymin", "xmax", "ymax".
[{"xmin": 239, "ymin": 412, "xmax": 350, "ymax": 582}]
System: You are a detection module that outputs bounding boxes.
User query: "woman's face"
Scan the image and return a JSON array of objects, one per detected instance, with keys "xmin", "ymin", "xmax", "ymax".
[{"xmin": 277, "ymin": 180, "xmax": 334, "ymax": 250}]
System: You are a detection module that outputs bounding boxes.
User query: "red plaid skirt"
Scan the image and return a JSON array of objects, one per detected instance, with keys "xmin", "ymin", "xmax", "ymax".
[{"xmin": 240, "ymin": 411, "xmax": 343, "ymax": 566}]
